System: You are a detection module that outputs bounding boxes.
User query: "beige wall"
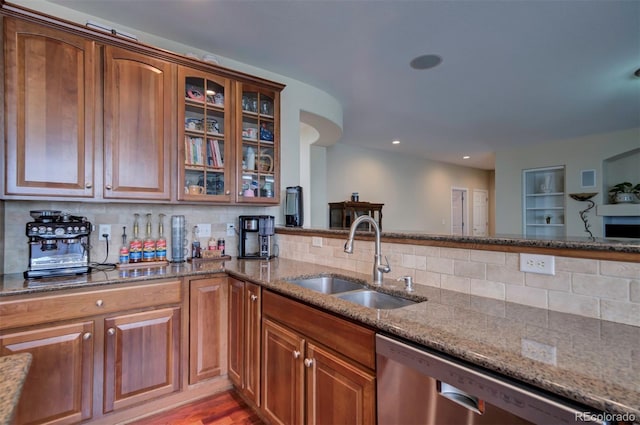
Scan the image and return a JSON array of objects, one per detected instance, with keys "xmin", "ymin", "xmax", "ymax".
[
  {"xmin": 323, "ymin": 143, "xmax": 492, "ymax": 233},
  {"xmin": 277, "ymin": 233, "xmax": 640, "ymax": 327},
  {"xmin": 495, "ymin": 128, "xmax": 640, "ymax": 237}
]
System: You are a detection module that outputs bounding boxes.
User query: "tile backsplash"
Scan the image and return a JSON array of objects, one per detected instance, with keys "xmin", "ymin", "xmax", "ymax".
[
  {"xmin": 277, "ymin": 234, "xmax": 640, "ymax": 327},
  {"xmin": 3, "ymin": 201, "xmax": 279, "ymax": 274}
]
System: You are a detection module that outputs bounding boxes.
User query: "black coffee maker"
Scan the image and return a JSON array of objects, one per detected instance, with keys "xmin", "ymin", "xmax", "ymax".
[{"xmin": 238, "ymin": 215, "xmax": 275, "ymax": 259}]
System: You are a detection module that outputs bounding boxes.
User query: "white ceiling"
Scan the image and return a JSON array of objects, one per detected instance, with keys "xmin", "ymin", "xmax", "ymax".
[{"xmin": 49, "ymin": 0, "xmax": 640, "ymax": 170}]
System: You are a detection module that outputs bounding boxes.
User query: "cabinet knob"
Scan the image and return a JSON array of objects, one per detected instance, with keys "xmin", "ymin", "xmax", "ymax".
[
  {"xmin": 293, "ymin": 350, "xmax": 301, "ymax": 359},
  {"xmin": 250, "ymin": 294, "xmax": 258, "ymax": 302},
  {"xmin": 83, "ymin": 332, "xmax": 92, "ymax": 340},
  {"xmin": 107, "ymin": 328, "xmax": 116, "ymax": 336},
  {"xmin": 226, "ymin": 190, "xmax": 231, "ymax": 195},
  {"xmin": 304, "ymin": 358, "xmax": 314, "ymax": 368},
  {"xmin": 95, "ymin": 299, "xmax": 104, "ymax": 307},
  {"xmin": 238, "ymin": 191, "xmax": 243, "ymax": 196},
  {"xmin": 85, "ymin": 182, "xmax": 92, "ymax": 189},
  {"xmin": 105, "ymin": 185, "xmax": 112, "ymax": 190}
]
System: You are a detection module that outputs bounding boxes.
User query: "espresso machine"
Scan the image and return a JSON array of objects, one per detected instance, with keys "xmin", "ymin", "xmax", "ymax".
[
  {"xmin": 24, "ymin": 210, "xmax": 92, "ymax": 278},
  {"xmin": 238, "ymin": 215, "xmax": 275, "ymax": 259}
]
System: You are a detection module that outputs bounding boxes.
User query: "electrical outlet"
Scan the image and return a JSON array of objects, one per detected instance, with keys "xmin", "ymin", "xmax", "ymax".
[
  {"xmin": 520, "ymin": 253, "xmax": 555, "ymax": 275},
  {"xmin": 312, "ymin": 237, "xmax": 323, "ymax": 247},
  {"xmin": 226, "ymin": 223, "xmax": 235, "ymax": 236},
  {"xmin": 521, "ymin": 339, "xmax": 557, "ymax": 365},
  {"xmin": 197, "ymin": 223, "xmax": 211, "ymax": 238},
  {"xmin": 99, "ymin": 224, "xmax": 112, "ymax": 241}
]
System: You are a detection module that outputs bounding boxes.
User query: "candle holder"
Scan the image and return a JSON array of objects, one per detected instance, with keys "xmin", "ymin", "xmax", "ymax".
[{"xmin": 569, "ymin": 192, "xmax": 598, "ymax": 240}]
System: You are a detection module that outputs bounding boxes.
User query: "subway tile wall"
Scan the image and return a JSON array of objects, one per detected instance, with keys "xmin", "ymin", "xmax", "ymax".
[
  {"xmin": 276, "ymin": 234, "xmax": 640, "ymax": 327},
  {"xmin": 4, "ymin": 201, "xmax": 278, "ymax": 274}
]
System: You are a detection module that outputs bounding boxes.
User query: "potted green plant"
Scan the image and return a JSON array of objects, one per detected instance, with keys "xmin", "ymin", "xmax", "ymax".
[{"xmin": 608, "ymin": 182, "xmax": 640, "ymax": 203}]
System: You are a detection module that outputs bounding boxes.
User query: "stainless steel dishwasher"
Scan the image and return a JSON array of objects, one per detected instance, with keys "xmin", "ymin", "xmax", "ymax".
[{"xmin": 376, "ymin": 334, "xmax": 611, "ymax": 425}]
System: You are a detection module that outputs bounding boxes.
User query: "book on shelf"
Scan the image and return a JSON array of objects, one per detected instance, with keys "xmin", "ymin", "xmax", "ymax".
[
  {"xmin": 207, "ymin": 138, "xmax": 223, "ymax": 167},
  {"xmin": 185, "ymin": 135, "xmax": 223, "ymax": 168}
]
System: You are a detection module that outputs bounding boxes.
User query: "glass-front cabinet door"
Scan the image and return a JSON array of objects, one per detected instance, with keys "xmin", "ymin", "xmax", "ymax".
[
  {"xmin": 178, "ymin": 66, "xmax": 233, "ymax": 201},
  {"xmin": 236, "ymin": 83, "xmax": 280, "ymax": 204}
]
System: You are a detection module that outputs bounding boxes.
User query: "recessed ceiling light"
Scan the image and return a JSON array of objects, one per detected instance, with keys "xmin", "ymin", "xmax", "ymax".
[
  {"xmin": 410, "ymin": 54, "xmax": 443, "ymax": 70},
  {"xmin": 463, "ymin": 155, "xmax": 470, "ymax": 159},
  {"xmin": 392, "ymin": 140, "xmax": 400, "ymax": 145}
]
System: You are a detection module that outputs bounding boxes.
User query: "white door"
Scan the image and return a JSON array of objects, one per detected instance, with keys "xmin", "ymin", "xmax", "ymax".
[
  {"xmin": 473, "ymin": 189, "xmax": 489, "ymax": 236},
  {"xmin": 451, "ymin": 188, "xmax": 468, "ymax": 235}
]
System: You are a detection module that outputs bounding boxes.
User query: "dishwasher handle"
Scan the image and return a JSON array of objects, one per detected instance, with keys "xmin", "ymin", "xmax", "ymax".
[{"xmin": 437, "ymin": 381, "xmax": 485, "ymax": 415}]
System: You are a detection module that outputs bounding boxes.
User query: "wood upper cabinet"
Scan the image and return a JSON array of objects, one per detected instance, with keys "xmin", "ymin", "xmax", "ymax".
[
  {"xmin": 261, "ymin": 290, "xmax": 376, "ymax": 425},
  {"xmin": 178, "ymin": 66, "xmax": 233, "ymax": 202},
  {"xmin": 3, "ymin": 17, "xmax": 96, "ymax": 198},
  {"xmin": 228, "ymin": 278, "xmax": 262, "ymax": 405},
  {"xmin": 103, "ymin": 46, "xmax": 175, "ymax": 200},
  {"xmin": 104, "ymin": 306, "xmax": 181, "ymax": 413},
  {"xmin": 235, "ymin": 82, "xmax": 280, "ymax": 204},
  {"xmin": 189, "ymin": 276, "xmax": 228, "ymax": 384},
  {"xmin": 0, "ymin": 321, "xmax": 94, "ymax": 425}
]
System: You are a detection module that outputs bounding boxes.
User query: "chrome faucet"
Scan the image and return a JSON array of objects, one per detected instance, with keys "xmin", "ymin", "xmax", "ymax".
[{"xmin": 344, "ymin": 215, "xmax": 390, "ymax": 285}]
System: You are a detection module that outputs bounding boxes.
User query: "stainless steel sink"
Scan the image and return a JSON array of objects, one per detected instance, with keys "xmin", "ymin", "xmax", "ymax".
[
  {"xmin": 287, "ymin": 276, "xmax": 366, "ymax": 294},
  {"xmin": 336, "ymin": 290, "xmax": 417, "ymax": 309}
]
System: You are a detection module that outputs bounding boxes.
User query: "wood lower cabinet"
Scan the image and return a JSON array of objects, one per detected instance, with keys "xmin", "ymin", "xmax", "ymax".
[
  {"xmin": 3, "ymin": 17, "xmax": 96, "ymax": 198},
  {"xmin": 262, "ymin": 318, "xmax": 305, "ymax": 425},
  {"xmin": 189, "ymin": 277, "xmax": 228, "ymax": 384},
  {"xmin": 228, "ymin": 278, "xmax": 262, "ymax": 406},
  {"xmin": 0, "ymin": 279, "xmax": 182, "ymax": 423},
  {"xmin": 0, "ymin": 321, "xmax": 94, "ymax": 425},
  {"xmin": 104, "ymin": 307, "xmax": 181, "ymax": 413},
  {"xmin": 261, "ymin": 290, "xmax": 376, "ymax": 425},
  {"xmin": 305, "ymin": 342, "xmax": 376, "ymax": 425}
]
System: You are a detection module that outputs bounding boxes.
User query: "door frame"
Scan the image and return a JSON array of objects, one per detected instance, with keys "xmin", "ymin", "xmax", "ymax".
[
  {"xmin": 451, "ymin": 187, "xmax": 469, "ymax": 236},
  {"xmin": 472, "ymin": 189, "xmax": 489, "ymax": 236}
]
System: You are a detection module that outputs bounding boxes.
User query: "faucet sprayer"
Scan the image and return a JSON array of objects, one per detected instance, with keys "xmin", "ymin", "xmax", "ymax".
[{"xmin": 344, "ymin": 215, "xmax": 390, "ymax": 285}]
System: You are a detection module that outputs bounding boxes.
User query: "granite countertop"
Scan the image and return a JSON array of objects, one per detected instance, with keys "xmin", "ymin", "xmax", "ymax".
[
  {"xmin": 1, "ymin": 258, "xmax": 638, "ymax": 423},
  {"xmin": 276, "ymin": 226, "xmax": 640, "ymax": 255},
  {"xmin": 0, "ymin": 353, "xmax": 32, "ymax": 425}
]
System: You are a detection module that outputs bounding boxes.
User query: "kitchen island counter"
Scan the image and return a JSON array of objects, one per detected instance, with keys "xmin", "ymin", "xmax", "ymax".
[
  {"xmin": 0, "ymin": 353, "xmax": 31, "ymax": 425},
  {"xmin": 1, "ymin": 258, "xmax": 638, "ymax": 423}
]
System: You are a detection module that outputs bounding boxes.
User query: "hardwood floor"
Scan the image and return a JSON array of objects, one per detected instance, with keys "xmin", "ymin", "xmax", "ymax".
[{"xmin": 128, "ymin": 390, "xmax": 264, "ymax": 425}]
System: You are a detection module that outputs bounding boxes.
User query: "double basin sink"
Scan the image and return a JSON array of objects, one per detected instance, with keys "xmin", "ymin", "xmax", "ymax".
[{"xmin": 286, "ymin": 276, "xmax": 418, "ymax": 310}]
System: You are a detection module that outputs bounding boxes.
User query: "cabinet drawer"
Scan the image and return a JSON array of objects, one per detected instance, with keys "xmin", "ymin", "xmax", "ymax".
[
  {"xmin": 263, "ymin": 290, "xmax": 375, "ymax": 369},
  {"xmin": 0, "ymin": 280, "xmax": 181, "ymax": 330}
]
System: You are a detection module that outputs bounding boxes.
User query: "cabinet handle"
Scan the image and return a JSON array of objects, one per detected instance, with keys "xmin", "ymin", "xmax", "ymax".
[
  {"xmin": 95, "ymin": 299, "xmax": 104, "ymax": 307},
  {"xmin": 105, "ymin": 185, "xmax": 112, "ymax": 190},
  {"xmin": 85, "ymin": 182, "xmax": 92, "ymax": 189},
  {"xmin": 293, "ymin": 350, "xmax": 301, "ymax": 359},
  {"xmin": 304, "ymin": 358, "xmax": 314, "ymax": 368},
  {"xmin": 250, "ymin": 294, "xmax": 258, "ymax": 302},
  {"xmin": 107, "ymin": 328, "xmax": 116, "ymax": 336},
  {"xmin": 83, "ymin": 332, "xmax": 92, "ymax": 340}
]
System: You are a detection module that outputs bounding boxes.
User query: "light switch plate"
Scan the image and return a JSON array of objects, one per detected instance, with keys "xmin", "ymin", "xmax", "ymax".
[{"xmin": 312, "ymin": 237, "xmax": 323, "ymax": 247}]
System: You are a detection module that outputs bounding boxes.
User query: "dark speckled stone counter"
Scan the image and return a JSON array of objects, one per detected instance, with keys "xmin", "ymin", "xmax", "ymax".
[
  {"xmin": 0, "ymin": 353, "xmax": 31, "ymax": 425},
  {"xmin": 276, "ymin": 227, "xmax": 640, "ymax": 261},
  {"xmin": 1, "ymin": 258, "xmax": 638, "ymax": 423}
]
